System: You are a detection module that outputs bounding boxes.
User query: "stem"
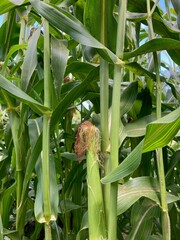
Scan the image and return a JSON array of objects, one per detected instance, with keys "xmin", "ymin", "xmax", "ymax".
[
  {"xmin": 42, "ymin": 2, "xmax": 52, "ymax": 237},
  {"xmin": 108, "ymin": 1, "xmax": 127, "ymax": 239},
  {"xmin": 16, "ymin": 15, "xmax": 27, "ymax": 231},
  {"xmin": 100, "ymin": 59, "xmax": 109, "ymax": 152},
  {"xmin": 42, "ymin": 116, "xmax": 51, "ymax": 222},
  {"xmin": 128, "ymin": 21, "xmax": 134, "ymax": 82},
  {"xmin": 100, "ymin": 0, "xmax": 109, "ymax": 227},
  {"xmin": 156, "ymin": 148, "xmax": 170, "ymax": 239},
  {"xmin": 108, "ymin": 66, "xmax": 123, "ymax": 240},
  {"xmin": 45, "ymin": 223, "xmax": 52, "ymax": 240},
  {"xmin": 147, "ymin": 1, "xmax": 170, "ymax": 239}
]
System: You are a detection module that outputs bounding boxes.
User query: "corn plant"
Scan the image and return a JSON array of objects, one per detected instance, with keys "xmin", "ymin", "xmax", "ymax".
[{"xmin": 0, "ymin": 0, "xmax": 180, "ymax": 240}]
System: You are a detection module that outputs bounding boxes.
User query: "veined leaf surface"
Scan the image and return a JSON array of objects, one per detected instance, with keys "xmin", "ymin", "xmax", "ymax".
[
  {"xmin": 29, "ymin": 0, "xmax": 123, "ymax": 65},
  {"xmin": 117, "ymin": 177, "xmax": 180, "ymax": 215}
]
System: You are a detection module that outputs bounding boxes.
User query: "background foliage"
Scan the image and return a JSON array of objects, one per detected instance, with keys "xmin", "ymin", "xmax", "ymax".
[{"xmin": 0, "ymin": 0, "xmax": 180, "ymax": 239}]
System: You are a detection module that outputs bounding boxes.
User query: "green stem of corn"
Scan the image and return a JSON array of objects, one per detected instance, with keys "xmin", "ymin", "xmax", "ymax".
[
  {"xmin": 147, "ymin": 1, "xmax": 170, "ymax": 239},
  {"xmin": 42, "ymin": 0, "xmax": 52, "ymax": 237},
  {"xmin": 100, "ymin": 0, "xmax": 110, "ymax": 227},
  {"xmin": 108, "ymin": 1, "xmax": 127, "ymax": 239}
]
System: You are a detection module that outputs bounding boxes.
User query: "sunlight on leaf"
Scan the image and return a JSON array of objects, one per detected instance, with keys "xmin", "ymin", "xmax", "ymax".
[{"xmin": 143, "ymin": 107, "xmax": 180, "ymax": 153}]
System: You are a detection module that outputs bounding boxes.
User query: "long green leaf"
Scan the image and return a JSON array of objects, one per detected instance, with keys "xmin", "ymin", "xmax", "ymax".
[
  {"xmin": 21, "ymin": 28, "xmax": 41, "ymax": 92},
  {"xmin": 123, "ymin": 38, "xmax": 180, "ymax": 63},
  {"xmin": 125, "ymin": 62, "xmax": 158, "ymax": 81},
  {"xmin": 29, "ymin": 0, "xmax": 123, "ymax": 65},
  {"xmin": 143, "ymin": 107, "xmax": 180, "ymax": 153},
  {"xmin": 21, "ymin": 118, "xmax": 43, "ymax": 202},
  {"xmin": 51, "ymin": 37, "xmax": 69, "ymax": 101},
  {"xmin": 117, "ymin": 177, "xmax": 180, "ymax": 215},
  {"xmin": 0, "ymin": 74, "xmax": 50, "ymax": 116},
  {"xmin": 101, "ymin": 140, "xmax": 144, "ymax": 184},
  {"xmin": 102, "ymin": 108, "xmax": 180, "ymax": 184}
]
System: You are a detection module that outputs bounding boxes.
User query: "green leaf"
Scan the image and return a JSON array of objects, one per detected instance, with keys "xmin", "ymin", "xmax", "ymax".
[
  {"xmin": 0, "ymin": 0, "xmax": 28, "ymax": 14},
  {"xmin": 21, "ymin": 28, "xmax": 41, "ymax": 92},
  {"xmin": 84, "ymin": 0, "xmax": 116, "ymax": 52},
  {"xmin": 127, "ymin": 0, "xmax": 149, "ymax": 13},
  {"xmin": 34, "ymin": 154, "xmax": 59, "ymax": 223},
  {"xmin": 143, "ymin": 107, "xmax": 180, "ymax": 153},
  {"xmin": 61, "ymin": 152, "xmax": 83, "ymax": 161},
  {"xmin": 51, "ymin": 37, "xmax": 69, "ymax": 101},
  {"xmin": 123, "ymin": 38, "xmax": 180, "ymax": 65},
  {"xmin": 120, "ymin": 81, "xmax": 138, "ymax": 116},
  {"xmin": 125, "ymin": 62, "xmax": 158, "ymax": 81},
  {"xmin": 125, "ymin": 114, "xmax": 157, "ymax": 137},
  {"xmin": 102, "ymin": 108, "xmax": 180, "ymax": 184},
  {"xmin": 117, "ymin": 177, "xmax": 180, "ymax": 215},
  {"xmin": 126, "ymin": 12, "xmax": 148, "ymax": 22},
  {"xmin": 1, "ymin": 44, "xmax": 27, "ymax": 76},
  {"xmin": 29, "ymin": 0, "xmax": 123, "ymax": 64},
  {"xmin": 84, "ymin": 0, "xmax": 102, "ymax": 42},
  {"xmin": 152, "ymin": 12, "xmax": 180, "ymax": 34},
  {"xmin": 65, "ymin": 61, "xmax": 95, "ymax": 79},
  {"xmin": 50, "ymin": 67, "xmax": 99, "ymax": 130},
  {"xmin": 76, "ymin": 211, "xmax": 89, "ymax": 240},
  {"xmin": 166, "ymin": 150, "xmax": 180, "ymax": 182},
  {"xmin": 3, "ymin": 229, "xmax": 20, "ymax": 240},
  {"xmin": 1, "ymin": 183, "xmax": 16, "ymax": 228},
  {"xmin": 101, "ymin": 140, "xmax": 144, "ymax": 184},
  {"xmin": 127, "ymin": 0, "xmax": 179, "ymax": 40},
  {"xmin": 127, "ymin": 202, "xmax": 159, "ymax": 240},
  {"xmin": 59, "ymin": 199, "xmax": 81, "ymax": 213},
  {"xmin": 149, "ymin": 235, "xmax": 163, "ymax": 240},
  {"xmin": 166, "ymin": 80, "xmax": 180, "ymax": 102},
  {"xmin": 21, "ymin": 118, "xmax": 43, "ymax": 202},
  {"xmin": 9, "ymin": 0, "xmax": 25, "ymax": 5},
  {"xmin": 0, "ymin": 74, "xmax": 50, "ymax": 116},
  {"xmin": 171, "ymin": 0, "xmax": 180, "ymax": 14}
]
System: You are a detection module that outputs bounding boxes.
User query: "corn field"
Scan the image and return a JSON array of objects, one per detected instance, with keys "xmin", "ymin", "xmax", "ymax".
[{"xmin": 0, "ymin": 0, "xmax": 180, "ymax": 239}]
